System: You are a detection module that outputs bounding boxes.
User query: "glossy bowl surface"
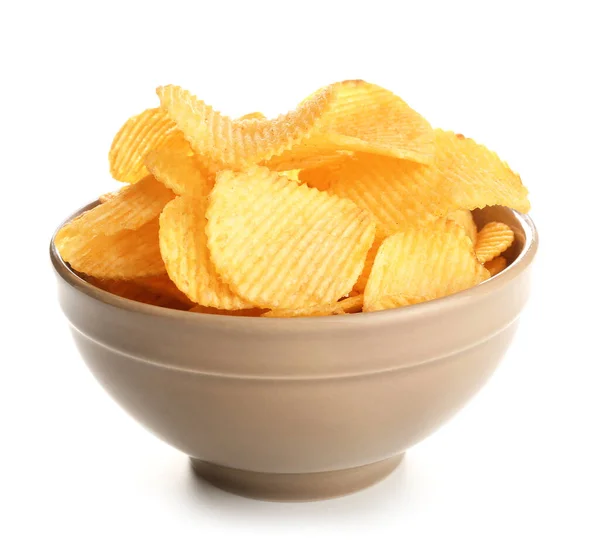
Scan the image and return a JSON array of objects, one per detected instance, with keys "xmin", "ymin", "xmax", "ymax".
[{"xmin": 51, "ymin": 203, "xmax": 537, "ymax": 501}]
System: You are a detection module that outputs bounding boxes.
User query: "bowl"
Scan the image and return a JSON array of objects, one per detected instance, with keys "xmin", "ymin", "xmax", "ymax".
[{"xmin": 50, "ymin": 203, "xmax": 537, "ymax": 501}]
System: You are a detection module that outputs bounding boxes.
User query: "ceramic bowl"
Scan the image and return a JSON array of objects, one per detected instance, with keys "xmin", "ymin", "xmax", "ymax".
[{"xmin": 51, "ymin": 203, "xmax": 537, "ymax": 501}]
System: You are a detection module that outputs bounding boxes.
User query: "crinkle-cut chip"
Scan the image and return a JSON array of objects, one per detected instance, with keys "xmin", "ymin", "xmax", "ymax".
[
  {"xmin": 109, "ymin": 107, "xmax": 191, "ymax": 183},
  {"xmin": 237, "ymin": 112, "xmax": 266, "ymax": 121},
  {"xmin": 157, "ymin": 85, "xmax": 334, "ymax": 170},
  {"xmin": 364, "ymin": 219, "xmax": 489, "ymax": 312},
  {"xmin": 434, "ymin": 130, "xmax": 530, "ymax": 213},
  {"xmin": 328, "ymin": 154, "xmax": 443, "ymax": 236},
  {"xmin": 133, "ymin": 274, "xmax": 193, "ymax": 306},
  {"xmin": 262, "ymin": 295, "xmax": 364, "ymax": 318},
  {"xmin": 99, "ymin": 190, "xmax": 120, "ymax": 204},
  {"xmin": 189, "ymin": 305, "xmax": 264, "ymax": 316},
  {"xmin": 145, "ymin": 149, "xmax": 214, "ymax": 198},
  {"xmin": 206, "ymin": 166, "xmax": 376, "ymax": 310},
  {"xmin": 364, "ymin": 294, "xmax": 429, "ymax": 312},
  {"xmin": 485, "ymin": 256, "xmax": 508, "ymax": 277},
  {"xmin": 447, "ymin": 209, "xmax": 478, "ymax": 244},
  {"xmin": 352, "ymin": 236, "xmax": 382, "ymax": 293},
  {"xmin": 475, "ymin": 222, "xmax": 515, "ymax": 263},
  {"xmin": 65, "ymin": 176, "xmax": 174, "ymax": 237},
  {"xmin": 159, "ymin": 196, "xmax": 252, "ymax": 310},
  {"xmin": 55, "ymin": 218, "xmax": 165, "ymax": 279},
  {"xmin": 298, "ymin": 162, "xmax": 346, "ymax": 192},
  {"xmin": 308, "ymin": 80, "xmax": 434, "ymax": 164},
  {"xmin": 263, "ymin": 141, "xmax": 352, "ymax": 172},
  {"xmin": 84, "ymin": 275, "xmax": 193, "ymax": 310}
]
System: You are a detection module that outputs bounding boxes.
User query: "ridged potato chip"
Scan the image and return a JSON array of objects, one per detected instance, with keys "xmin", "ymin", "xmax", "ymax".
[
  {"xmin": 485, "ymin": 256, "xmax": 508, "ymax": 277},
  {"xmin": 262, "ymin": 295, "xmax": 364, "ymax": 318},
  {"xmin": 365, "ymin": 294, "xmax": 429, "ymax": 312},
  {"xmin": 447, "ymin": 209, "xmax": 478, "ymax": 244},
  {"xmin": 263, "ymin": 144, "xmax": 351, "ymax": 172},
  {"xmin": 56, "ymin": 218, "xmax": 165, "ymax": 279},
  {"xmin": 206, "ymin": 166, "xmax": 376, "ymax": 309},
  {"xmin": 475, "ymin": 222, "xmax": 515, "ymax": 263},
  {"xmin": 364, "ymin": 219, "xmax": 489, "ymax": 312},
  {"xmin": 85, "ymin": 275, "xmax": 193, "ymax": 310},
  {"xmin": 189, "ymin": 306, "xmax": 264, "ymax": 316},
  {"xmin": 145, "ymin": 149, "xmax": 214, "ymax": 198},
  {"xmin": 157, "ymin": 85, "xmax": 334, "ymax": 170},
  {"xmin": 65, "ymin": 176, "xmax": 174, "ymax": 237},
  {"xmin": 109, "ymin": 107, "xmax": 191, "ymax": 183},
  {"xmin": 99, "ymin": 191, "xmax": 119, "ymax": 204},
  {"xmin": 159, "ymin": 196, "xmax": 253, "ymax": 309},
  {"xmin": 311, "ymin": 80, "xmax": 435, "ymax": 164}
]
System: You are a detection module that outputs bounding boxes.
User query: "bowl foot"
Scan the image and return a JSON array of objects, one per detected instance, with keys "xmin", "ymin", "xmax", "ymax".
[{"xmin": 189, "ymin": 454, "xmax": 404, "ymax": 502}]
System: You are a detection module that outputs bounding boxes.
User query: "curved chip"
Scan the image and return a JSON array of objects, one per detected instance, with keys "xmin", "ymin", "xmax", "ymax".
[
  {"xmin": 475, "ymin": 222, "xmax": 515, "ymax": 263},
  {"xmin": 263, "ymin": 144, "xmax": 351, "ymax": 172},
  {"xmin": 189, "ymin": 305, "xmax": 264, "ymax": 316},
  {"xmin": 64, "ymin": 176, "xmax": 174, "ymax": 237},
  {"xmin": 145, "ymin": 149, "xmax": 214, "ymax": 198},
  {"xmin": 447, "ymin": 209, "xmax": 478, "ymax": 244},
  {"xmin": 206, "ymin": 166, "xmax": 376, "ymax": 309},
  {"xmin": 157, "ymin": 85, "xmax": 334, "ymax": 170},
  {"xmin": 159, "ymin": 196, "xmax": 252, "ymax": 310},
  {"xmin": 365, "ymin": 294, "xmax": 429, "ymax": 312},
  {"xmin": 55, "ymin": 218, "xmax": 165, "ymax": 279},
  {"xmin": 311, "ymin": 80, "xmax": 434, "ymax": 164},
  {"xmin": 485, "ymin": 256, "xmax": 508, "ymax": 277},
  {"xmin": 262, "ymin": 295, "xmax": 364, "ymax": 318},
  {"xmin": 364, "ymin": 219, "xmax": 489, "ymax": 312},
  {"xmin": 109, "ymin": 107, "xmax": 191, "ymax": 183}
]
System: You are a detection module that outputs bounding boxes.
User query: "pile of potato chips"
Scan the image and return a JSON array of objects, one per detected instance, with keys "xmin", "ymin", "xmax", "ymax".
[{"xmin": 55, "ymin": 80, "xmax": 528, "ymax": 317}]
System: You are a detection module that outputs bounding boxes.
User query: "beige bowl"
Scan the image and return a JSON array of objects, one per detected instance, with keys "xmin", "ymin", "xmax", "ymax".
[{"xmin": 50, "ymin": 203, "xmax": 537, "ymax": 501}]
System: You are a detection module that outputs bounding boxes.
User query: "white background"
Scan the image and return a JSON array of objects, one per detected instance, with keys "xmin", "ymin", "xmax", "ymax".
[{"xmin": 1, "ymin": 1, "xmax": 599, "ymax": 555}]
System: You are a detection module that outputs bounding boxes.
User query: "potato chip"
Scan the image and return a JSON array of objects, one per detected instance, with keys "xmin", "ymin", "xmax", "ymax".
[
  {"xmin": 262, "ymin": 295, "xmax": 364, "ymax": 317},
  {"xmin": 328, "ymin": 154, "xmax": 443, "ymax": 236},
  {"xmin": 475, "ymin": 222, "xmax": 515, "ymax": 263},
  {"xmin": 447, "ymin": 209, "xmax": 478, "ymax": 244},
  {"xmin": 189, "ymin": 305, "xmax": 264, "ymax": 316},
  {"xmin": 56, "ymin": 218, "xmax": 165, "ymax": 279},
  {"xmin": 485, "ymin": 256, "xmax": 508, "ymax": 277},
  {"xmin": 85, "ymin": 275, "xmax": 193, "ymax": 310},
  {"xmin": 364, "ymin": 219, "xmax": 489, "ymax": 312},
  {"xmin": 206, "ymin": 166, "xmax": 376, "ymax": 309},
  {"xmin": 237, "ymin": 112, "xmax": 266, "ymax": 121},
  {"xmin": 157, "ymin": 85, "xmax": 334, "ymax": 170},
  {"xmin": 159, "ymin": 196, "xmax": 253, "ymax": 309},
  {"xmin": 109, "ymin": 107, "xmax": 191, "ymax": 183},
  {"xmin": 65, "ymin": 176, "xmax": 174, "ymax": 237},
  {"xmin": 310, "ymin": 80, "xmax": 435, "ymax": 164},
  {"xmin": 145, "ymin": 149, "xmax": 214, "ymax": 198},
  {"xmin": 434, "ymin": 130, "xmax": 530, "ymax": 213},
  {"xmin": 263, "ymin": 144, "xmax": 351, "ymax": 172},
  {"xmin": 365, "ymin": 294, "xmax": 429, "ymax": 312},
  {"xmin": 298, "ymin": 162, "xmax": 346, "ymax": 192},
  {"xmin": 99, "ymin": 191, "xmax": 119, "ymax": 204}
]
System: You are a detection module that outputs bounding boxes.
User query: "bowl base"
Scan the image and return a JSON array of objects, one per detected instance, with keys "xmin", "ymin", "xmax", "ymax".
[{"xmin": 190, "ymin": 454, "xmax": 404, "ymax": 502}]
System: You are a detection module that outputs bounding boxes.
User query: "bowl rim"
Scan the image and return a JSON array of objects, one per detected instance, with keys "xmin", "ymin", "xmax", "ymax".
[{"xmin": 50, "ymin": 200, "xmax": 538, "ymax": 328}]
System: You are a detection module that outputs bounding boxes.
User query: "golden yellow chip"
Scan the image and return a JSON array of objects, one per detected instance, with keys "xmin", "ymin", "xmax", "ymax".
[
  {"xmin": 485, "ymin": 256, "xmax": 508, "ymax": 277},
  {"xmin": 109, "ymin": 107, "xmax": 191, "ymax": 183},
  {"xmin": 434, "ymin": 130, "xmax": 530, "ymax": 213},
  {"xmin": 262, "ymin": 295, "xmax": 364, "ymax": 317},
  {"xmin": 311, "ymin": 80, "xmax": 434, "ymax": 164},
  {"xmin": 237, "ymin": 112, "xmax": 266, "ymax": 121},
  {"xmin": 157, "ymin": 85, "xmax": 334, "ymax": 170},
  {"xmin": 99, "ymin": 190, "xmax": 119, "ymax": 204},
  {"xmin": 328, "ymin": 154, "xmax": 443, "ymax": 236},
  {"xmin": 447, "ymin": 209, "xmax": 478, "ymax": 244},
  {"xmin": 65, "ymin": 176, "xmax": 174, "ymax": 237},
  {"xmin": 263, "ymin": 144, "xmax": 351, "ymax": 172},
  {"xmin": 365, "ymin": 294, "xmax": 429, "ymax": 312},
  {"xmin": 56, "ymin": 218, "xmax": 165, "ymax": 279},
  {"xmin": 145, "ymin": 149, "xmax": 214, "ymax": 198},
  {"xmin": 206, "ymin": 166, "xmax": 376, "ymax": 309},
  {"xmin": 475, "ymin": 221, "xmax": 515, "ymax": 263},
  {"xmin": 298, "ymin": 162, "xmax": 347, "ymax": 192},
  {"xmin": 364, "ymin": 219, "xmax": 489, "ymax": 312},
  {"xmin": 159, "ymin": 196, "xmax": 253, "ymax": 309},
  {"xmin": 189, "ymin": 305, "xmax": 264, "ymax": 316}
]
